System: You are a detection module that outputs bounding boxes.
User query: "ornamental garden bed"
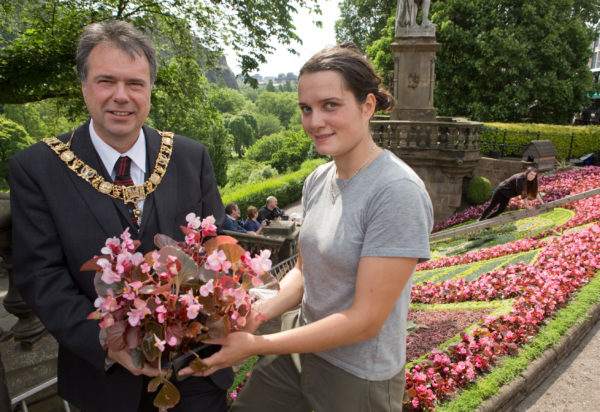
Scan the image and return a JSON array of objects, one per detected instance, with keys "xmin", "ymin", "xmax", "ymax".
[{"xmin": 228, "ymin": 165, "xmax": 600, "ymax": 411}]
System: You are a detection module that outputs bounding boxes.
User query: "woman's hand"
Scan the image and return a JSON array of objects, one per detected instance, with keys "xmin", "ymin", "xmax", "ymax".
[{"xmin": 177, "ymin": 332, "xmax": 258, "ymax": 378}]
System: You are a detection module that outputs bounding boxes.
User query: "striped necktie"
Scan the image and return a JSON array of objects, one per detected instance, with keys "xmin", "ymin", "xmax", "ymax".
[{"xmin": 113, "ymin": 156, "xmax": 138, "ymax": 226}]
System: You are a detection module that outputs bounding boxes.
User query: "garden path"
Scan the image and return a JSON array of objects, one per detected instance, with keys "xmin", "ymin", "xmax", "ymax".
[{"xmin": 511, "ymin": 318, "xmax": 600, "ymax": 412}]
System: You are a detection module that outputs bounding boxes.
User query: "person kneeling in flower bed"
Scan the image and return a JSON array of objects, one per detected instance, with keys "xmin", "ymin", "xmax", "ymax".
[{"xmin": 86, "ymin": 213, "xmax": 279, "ymax": 411}]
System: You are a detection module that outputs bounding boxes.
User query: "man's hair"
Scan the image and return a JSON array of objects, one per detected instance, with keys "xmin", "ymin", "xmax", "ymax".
[
  {"xmin": 76, "ymin": 20, "xmax": 157, "ymax": 85},
  {"xmin": 266, "ymin": 196, "xmax": 276, "ymax": 203},
  {"xmin": 225, "ymin": 202, "xmax": 238, "ymax": 215}
]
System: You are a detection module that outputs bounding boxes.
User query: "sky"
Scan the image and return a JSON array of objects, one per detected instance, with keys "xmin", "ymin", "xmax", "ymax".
[{"xmin": 224, "ymin": 1, "xmax": 341, "ymax": 78}]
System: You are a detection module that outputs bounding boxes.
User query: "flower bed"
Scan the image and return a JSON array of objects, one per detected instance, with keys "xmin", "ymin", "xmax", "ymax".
[
  {"xmin": 405, "ymin": 224, "xmax": 600, "ymax": 410},
  {"xmin": 432, "ymin": 166, "xmax": 600, "ymax": 233}
]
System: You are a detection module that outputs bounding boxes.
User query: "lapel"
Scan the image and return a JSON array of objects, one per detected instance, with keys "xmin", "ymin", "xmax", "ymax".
[
  {"xmin": 143, "ymin": 126, "xmax": 178, "ymax": 238},
  {"xmin": 65, "ymin": 122, "xmax": 125, "ymax": 239}
]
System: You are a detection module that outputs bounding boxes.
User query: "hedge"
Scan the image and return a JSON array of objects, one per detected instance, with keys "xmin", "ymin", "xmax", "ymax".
[
  {"xmin": 481, "ymin": 122, "xmax": 600, "ymax": 160},
  {"xmin": 220, "ymin": 158, "xmax": 327, "ymax": 214}
]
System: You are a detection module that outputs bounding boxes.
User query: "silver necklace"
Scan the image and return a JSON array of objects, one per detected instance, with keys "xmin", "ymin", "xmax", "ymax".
[{"xmin": 330, "ymin": 144, "xmax": 377, "ymax": 204}]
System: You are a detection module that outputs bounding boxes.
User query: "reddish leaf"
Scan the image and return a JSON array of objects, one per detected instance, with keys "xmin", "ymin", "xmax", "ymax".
[
  {"xmin": 185, "ymin": 322, "xmax": 205, "ymax": 338},
  {"xmin": 153, "ymin": 380, "xmax": 181, "ymax": 410},
  {"xmin": 204, "ymin": 235, "xmax": 238, "ymax": 255},
  {"xmin": 106, "ymin": 321, "xmax": 127, "ymax": 351},
  {"xmin": 219, "ymin": 243, "xmax": 245, "ymax": 264},
  {"xmin": 80, "ymin": 256, "xmax": 105, "ymax": 271},
  {"xmin": 206, "ymin": 315, "xmax": 230, "ymax": 339},
  {"xmin": 126, "ymin": 326, "xmax": 142, "ymax": 350}
]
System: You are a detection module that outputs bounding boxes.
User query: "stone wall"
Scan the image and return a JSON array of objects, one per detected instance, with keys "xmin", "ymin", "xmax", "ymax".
[{"xmin": 472, "ymin": 157, "xmax": 532, "ymax": 188}]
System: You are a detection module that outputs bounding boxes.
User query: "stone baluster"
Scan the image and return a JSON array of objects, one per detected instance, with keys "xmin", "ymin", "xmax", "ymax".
[{"xmin": 0, "ymin": 193, "xmax": 46, "ymax": 349}]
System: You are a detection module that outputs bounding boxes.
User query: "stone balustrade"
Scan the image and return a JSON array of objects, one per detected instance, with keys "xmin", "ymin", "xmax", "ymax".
[{"xmin": 371, "ymin": 117, "xmax": 482, "ymax": 152}]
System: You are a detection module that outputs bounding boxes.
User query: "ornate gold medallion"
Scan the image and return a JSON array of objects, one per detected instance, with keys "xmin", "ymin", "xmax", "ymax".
[{"xmin": 43, "ymin": 130, "xmax": 174, "ymax": 223}]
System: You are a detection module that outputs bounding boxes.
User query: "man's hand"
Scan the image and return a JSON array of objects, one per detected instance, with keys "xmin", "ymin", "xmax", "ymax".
[{"xmin": 107, "ymin": 349, "xmax": 161, "ymax": 377}]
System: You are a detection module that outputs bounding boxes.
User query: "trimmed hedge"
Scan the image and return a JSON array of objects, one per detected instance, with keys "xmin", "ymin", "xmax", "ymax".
[
  {"xmin": 221, "ymin": 158, "xmax": 327, "ymax": 214},
  {"xmin": 466, "ymin": 176, "xmax": 492, "ymax": 205},
  {"xmin": 481, "ymin": 122, "xmax": 600, "ymax": 159}
]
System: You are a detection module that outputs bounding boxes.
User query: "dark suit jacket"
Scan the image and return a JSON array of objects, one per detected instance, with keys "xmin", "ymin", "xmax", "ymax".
[{"xmin": 9, "ymin": 122, "xmax": 233, "ymax": 412}]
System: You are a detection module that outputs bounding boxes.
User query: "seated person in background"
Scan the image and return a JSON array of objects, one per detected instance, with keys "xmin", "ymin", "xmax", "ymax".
[
  {"xmin": 258, "ymin": 196, "xmax": 286, "ymax": 222},
  {"xmin": 223, "ymin": 202, "xmax": 262, "ymax": 235},
  {"xmin": 244, "ymin": 206, "xmax": 267, "ymax": 233}
]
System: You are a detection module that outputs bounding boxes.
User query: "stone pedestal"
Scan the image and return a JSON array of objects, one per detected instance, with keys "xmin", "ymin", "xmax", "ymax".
[{"xmin": 390, "ymin": 36, "xmax": 440, "ymax": 121}]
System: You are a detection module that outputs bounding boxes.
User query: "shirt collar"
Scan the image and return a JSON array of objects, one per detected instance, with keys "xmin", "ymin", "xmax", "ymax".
[{"xmin": 89, "ymin": 119, "xmax": 147, "ymax": 176}]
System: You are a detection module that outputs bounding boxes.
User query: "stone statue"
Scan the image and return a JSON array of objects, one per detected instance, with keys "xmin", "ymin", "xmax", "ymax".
[{"xmin": 396, "ymin": 0, "xmax": 433, "ymax": 32}]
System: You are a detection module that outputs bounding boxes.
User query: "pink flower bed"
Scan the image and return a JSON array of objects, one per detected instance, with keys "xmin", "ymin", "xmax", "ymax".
[
  {"xmin": 405, "ymin": 224, "xmax": 600, "ymax": 411},
  {"xmin": 406, "ymin": 309, "xmax": 494, "ymax": 363},
  {"xmin": 432, "ymin": 166, "xmax": 600, "ymax": 233}
]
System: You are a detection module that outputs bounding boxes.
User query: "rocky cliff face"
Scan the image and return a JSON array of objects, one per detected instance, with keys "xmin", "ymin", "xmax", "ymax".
[{"xmin": 205, "ymin": 54, "xmax": 239, "ymax": 90}]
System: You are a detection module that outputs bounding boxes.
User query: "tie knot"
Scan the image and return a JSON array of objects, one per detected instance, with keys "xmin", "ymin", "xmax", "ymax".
[{"xmin": 114, "ymin": 156, "xmax": 133, "ymax": 186}]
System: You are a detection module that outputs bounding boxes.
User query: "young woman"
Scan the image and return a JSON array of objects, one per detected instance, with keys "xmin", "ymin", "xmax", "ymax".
[
  {"xmin": 182, "ymin": 43, "xmax": 433, "ymax": 411},
  {"xmin": 479, "ymin": 167, "xmax": 544, "ymax": 221}
]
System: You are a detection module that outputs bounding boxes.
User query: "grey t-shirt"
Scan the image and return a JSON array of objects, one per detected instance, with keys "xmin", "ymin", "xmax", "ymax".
[{"xmin": 299, "ymin": 149, "xmax": 433, "ymax": 380}]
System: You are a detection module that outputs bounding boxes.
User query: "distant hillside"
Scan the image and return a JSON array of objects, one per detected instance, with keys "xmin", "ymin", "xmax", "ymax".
[{"xmin": 205, "ymin": 54, "xmax": 238, "ymax": 90}]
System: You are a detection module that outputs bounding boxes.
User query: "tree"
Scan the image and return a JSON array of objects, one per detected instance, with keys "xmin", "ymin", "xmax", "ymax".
[
  {"xmin": 335, "ymin": 0, "xmax": 396, "ymax": 51},
  {"xmin": 227, "ymin": 115, "xmax": 255, "ymax": 156},
  {"xmin": 0, "ymin": 0, "xmax": 322, "ymax": 104},
  {"xmin": 256, "ymin": 91, "xmax": 300, "ymax": 128},
  {"xmin": 265, "ymin": 80, "xmax": 277, "ymax": 92},
  {"xmin": 211, "ymin": 87, "xmax": 248, "ymax": 114},
  {"xmin": 0, "ymin": 117, "xmax": 36, "ymax": 190},
  {"xmin": 255, "ymin": 113, "xmax": 281, "ymax": 138},
  {"xmin": 150, "ymin": 56, "xmax": 229, "ymax": 185},
  {"xmin": 366, "ymin": 0, "xmax": 598, "ymax": 124}
]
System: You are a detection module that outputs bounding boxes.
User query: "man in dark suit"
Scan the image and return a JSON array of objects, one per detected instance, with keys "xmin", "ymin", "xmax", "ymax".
[{"xmin": 9, "ymin": 20, "xmax": 232, "ymax": 412}]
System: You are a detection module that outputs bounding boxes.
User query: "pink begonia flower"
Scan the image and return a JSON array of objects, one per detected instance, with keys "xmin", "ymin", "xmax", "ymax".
[
  {"xmin": 186, "ymin": 304, "xmax": 202, "ymax": 320},
  {"xmin": 127, "ymin": 298, "xmax": 151, "ymax": 327},
  {"xmin": 166, "ymin": 255, "xmax": 180, "ymax": 276},
  {"xmin": 101, "ymin": 267, "xmax": 121, "ymax": 284},
  {"xmin": 101, "ymin": 236, "xmax": 121, "ymax": 256},
  {"xmin": 152, "ymin": 251, "xmax": 162, "ymax": 271},
  {"xmin": 201, "ymin": 216, "xmax": 217, "ymax": 236},
  {"xmin": 231, "ymin": 287, "xmax": 247, "ymax": 308},
  {"xmin": 185, "ymin": 233, "xmax": 196, "ymax": 246},
  {"xmin": 99, "ymin": 314, "xmax": 115, "ymax": 329},
  {"xmin": 167, "ymin": 336, "xmax": 178, "ymax": 347},
  {"xmin": 179, "ymin": 290, "xmax": 197, "ymax": 306},
  {"xmin": 140, "ymin": 262, "xmax": 151, "ymax": 274},
  {"xmin": 250, "ymin": 250, "xmax": 272, "ymax": 275},
  {"xmin": 154, "ymin": 334, "xmax": 166, "ymax": 352},
  {"xmin": 200, "ymin": 279, "xmax": 214, "ymax": 297},
  {"xmin": 206, "ymin": 250, "xmax": 231, "ymax": 273},
  {"xmin": 186, "ymin": 212, "xmax": 201, "ymax": 229},
  {"xmin": 155, "ymin": 305, "xmax": 167, "ymax": 323},
  {"xmin": 131, "ymin": 252, "xmax": 145, "ymax": 266}
]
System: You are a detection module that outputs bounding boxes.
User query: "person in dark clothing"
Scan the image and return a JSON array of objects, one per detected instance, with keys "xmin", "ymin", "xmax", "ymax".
[
  {"xmin": 223, "ymin": 203, "xmax": 264, "ymax": 235},
  {"xmin": 479, "ymin": 167, "xmax": 544, "ymax": 221},
  {"xmin": 257, "ymin": 196, "xmax": 285, "ymax": 222}
]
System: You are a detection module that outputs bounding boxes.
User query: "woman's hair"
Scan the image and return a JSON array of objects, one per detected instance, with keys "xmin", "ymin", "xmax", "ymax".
[
  {"xmin": 299, "ymin": 42, "xmax": 395, "ymax": 113},
  {"xmin": 246, "ymin": 206, "xmax": 258, "ymax": 219},
  {"xmin": 523, "ymin": 167, "xmax": 539, "ymax": 199}
]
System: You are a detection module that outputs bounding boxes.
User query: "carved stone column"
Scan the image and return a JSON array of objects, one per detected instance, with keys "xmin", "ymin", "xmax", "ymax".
[{"xmin": 390, "ymin": 35, "xmax": 440, "ymax": 122}]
